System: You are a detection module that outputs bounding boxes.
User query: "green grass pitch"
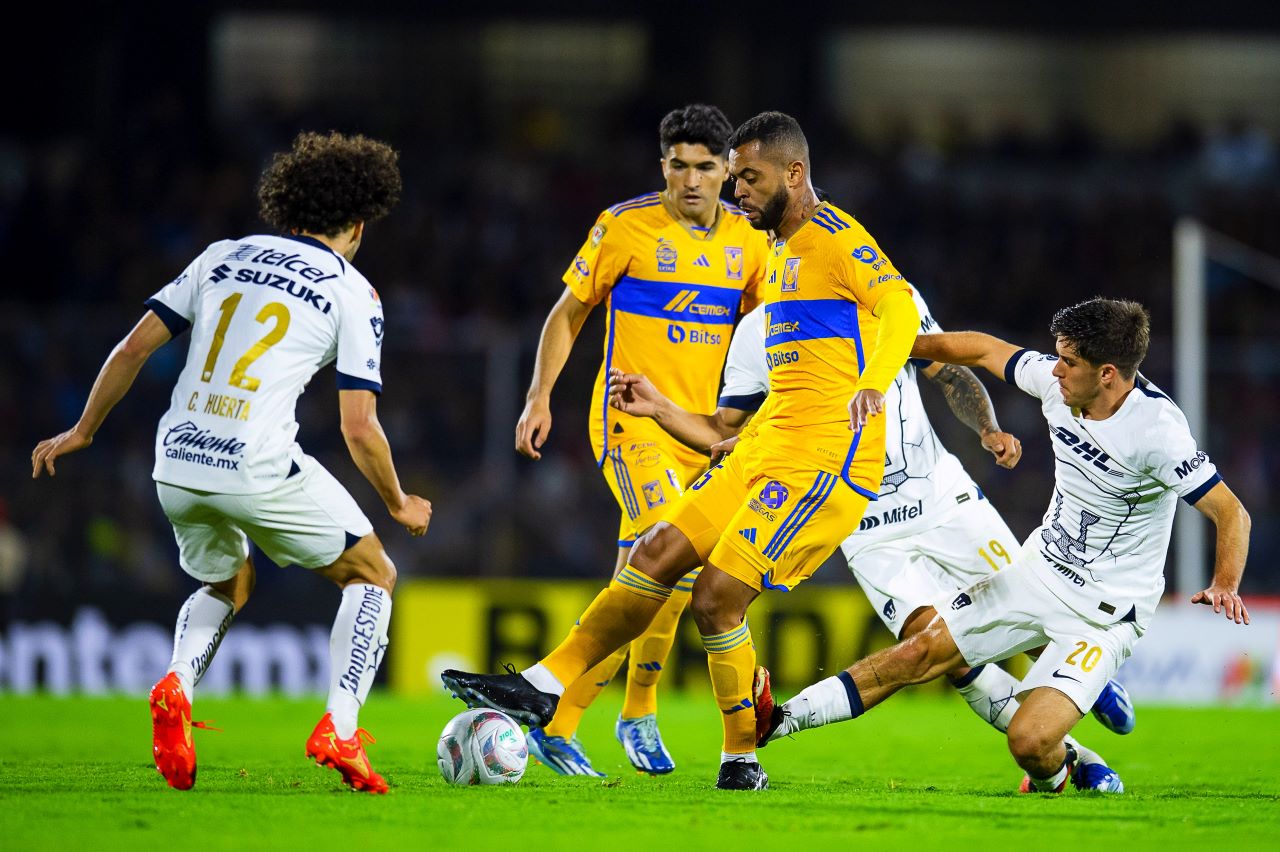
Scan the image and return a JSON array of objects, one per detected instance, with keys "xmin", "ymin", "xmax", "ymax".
[{"xmin": 1, "ymin": 690, "xmax": 1276, "ymax": 850}]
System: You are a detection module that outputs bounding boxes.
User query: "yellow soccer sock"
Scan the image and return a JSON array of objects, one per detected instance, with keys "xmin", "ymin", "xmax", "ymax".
[
  {"xmin": 622, "ymin": 572, "xmax": 696, "ymax": 718},
  {"xmin": 543, "ymin": 647, "xmax": 628, "ymax": 738},
  {"xmin": 542, "ymin": 566, "xmax": 670, "ymax": 689},
  {"xmin": 703, "ymin": 620, "xmax": 758, "ymax": 754}
]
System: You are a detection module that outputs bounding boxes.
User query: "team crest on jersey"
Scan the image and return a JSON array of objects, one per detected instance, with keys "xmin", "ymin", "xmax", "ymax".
[
  {"xmin": 641, "ymin": 480, "xmax": 666, "ymax": 509},
  {"xmin": 656, "ymin": 238, "xmax": 678, "ymax": 273},
  {"xmin": 590, "ymin": 222, "xmax": 607, "ymax": 247},
  {"xmin": 725, "ymin": 247, "xmax": 743, "ymax": 280},
  {"xmin": 782, "ymin": 257, "xmax": 801, "ymax": 292},
  {"xmin": 758, "ymin": 480, "xmax": 789, "ymax": 510},
  {"xmin": 370, "ymin": 316, "xmax": 384, "ymax": 346},
  {"xmin": 368, "ymin": 287, "xmax": 381, "ymax": 304},
  {"xmin": 573, "ymin": 256, "xmax": 590, "ymax": 278}
]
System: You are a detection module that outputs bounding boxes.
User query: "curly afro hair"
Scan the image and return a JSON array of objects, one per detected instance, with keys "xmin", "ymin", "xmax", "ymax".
[{"xmin": 257, "ymin": 131, "xmax": 402, "ymax": 236}]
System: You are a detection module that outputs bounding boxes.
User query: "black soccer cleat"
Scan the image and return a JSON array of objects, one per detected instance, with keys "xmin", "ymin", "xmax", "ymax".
[
  {"xmin": 440, "ymin": 669, "xmax": 559, "ymax": 728},
  {"xmin": 716, "ymin": 758, "xmax": 769, "ymax": 790}
]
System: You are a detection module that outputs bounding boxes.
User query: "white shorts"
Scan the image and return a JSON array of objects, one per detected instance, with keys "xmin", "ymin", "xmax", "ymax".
[
  {"xmin": 156, "ymin": 454, "xmax": 373, "ymax": 583},
  {"xmin": 842, "ymin": 491, "xmax": 1018, "ymax": 638},
  {"xmin": 938, "ymin": 541, "xmax": 1140, "ymax": 713}
]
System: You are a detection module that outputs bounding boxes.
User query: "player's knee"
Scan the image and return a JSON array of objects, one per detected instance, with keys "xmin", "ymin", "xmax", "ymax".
[
  {"xmin": 627, "ymin": 524, "xmax": 692, "ymax": 586},
  {"xmin": 689, "ymin": 586, "xmax": 739, "ymax": 635},
  {"xmin": 1006, "ymin": 716, "xmax": 1054, "ymax": 767}
]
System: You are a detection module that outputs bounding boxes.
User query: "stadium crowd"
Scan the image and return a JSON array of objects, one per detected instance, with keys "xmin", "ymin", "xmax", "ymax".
[{"xmin": 4, "ymin": 94, "xmax": 1277, "ymax": 623}]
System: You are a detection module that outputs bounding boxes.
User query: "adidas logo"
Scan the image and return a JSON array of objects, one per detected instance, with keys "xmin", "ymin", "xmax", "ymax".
[
  {"xmin": 738, "ymin": 527, "xmax": 757, "ymax": 544},
  {"xmin": 722, "ymin": 697, "xmax": 754, "ymax": 715},
  {"xmin": 693, "ymin": 254, "xmax": 710, "ymax": 268}
]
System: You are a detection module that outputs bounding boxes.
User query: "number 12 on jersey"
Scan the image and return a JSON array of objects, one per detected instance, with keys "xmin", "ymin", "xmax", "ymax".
[{"xmin": 200, "ymin": 292, "xmax": 291, "ymax": 392}]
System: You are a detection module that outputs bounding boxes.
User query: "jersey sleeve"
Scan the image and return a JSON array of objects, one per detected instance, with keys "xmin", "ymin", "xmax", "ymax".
[
  {"xmin": 334, "ymin": 278, "xmax": 384, "ymax": 394},
  {"xmin": 562, "ymin": 210, "xmax": 630, "ymax": 306},
  {"xmin": 719, "ymin": 306, "xmax": 768, "ymax": 412},
  {"xmin": 829, "ymin": 223, "xmax": 913, "ymax": 311},
  {"xmin": 1146, "ymin": 408, "xmax": 1222, "ymax": 504},
  {"xmin": 907, "ymin": 287, "xmax": 941, "ymax": 368},
  {"xmin": 738, "ymin": 231, "xmax": 769, "ymax": 314},
  {"xmin": 1004, "ymin": 348, "xmax": 1060, "ymax": 400},
  {"xmin": 144, "ymin": 247, "xmax": 217, "ymax": 337}
]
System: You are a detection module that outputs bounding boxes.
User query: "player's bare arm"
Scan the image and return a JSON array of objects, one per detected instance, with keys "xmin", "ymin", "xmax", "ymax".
[
  {"xmin": 1188, "ymin": 480, "xmax": 1252, "ymax": 625},
  {"xmin": 922, "ymin": 362, "xmax": 1022, "ymax": 469},
  {"xmin": 911, "ymin": 331, "xmax": 1023, "ymax": 382},
  {"xmin": 516, "ymin": 288, "xmax": 594, "ymax": 460},
  {"xmin": 32, "ymin": 310, "xmax": 173, "ymax": 478},
  {"xmin": 849, "ymin": 290, "xmax": 920, "ymax": 429},
  {"xmin": 607, "ymin": 367, "xmax": 749, "ymax": 454},
  {"xmin": 339, "ymin": 389, "xmax": 431, "ymax": 536}
]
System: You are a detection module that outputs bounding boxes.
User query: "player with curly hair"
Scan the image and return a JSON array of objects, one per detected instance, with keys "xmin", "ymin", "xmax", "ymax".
[
  {"xmin": 32, "ymin": 131, "xmax": 430, "ymax": 794},
  {"xmin": 513, "ymin": 104, "xmax": 770, "ymax": 777}
]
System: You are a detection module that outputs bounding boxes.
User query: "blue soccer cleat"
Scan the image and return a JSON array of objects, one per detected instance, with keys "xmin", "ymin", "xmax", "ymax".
[
  {"xmin": 525, "ymin": 728, "xmax": 606, "ymax": 777},
  {"xmin": 1072, "ymin": 759, "xmax": 1125, "ymax": 793},
  {"xmin": 1091, "ymin": 680, "xmax": 1136, "ymax": 735},
  {"xmin": 616, "ymin": 714, "xmax": 675, "ymax": 775}
]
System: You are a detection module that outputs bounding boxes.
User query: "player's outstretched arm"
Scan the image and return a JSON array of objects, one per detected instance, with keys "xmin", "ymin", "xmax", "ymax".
[
  {"xmin": 339, "ymin": 389, "xmax": 431, "ymax": 537},
  {"xmin": 32, "ymin": 311, "xmax": 172, "ymax": 478},
  {"xmin": 1189, "ymin": 481, "xmax": 1251, "ymax": 625},
  {"xmin": 921, "ymin": 362, "xmax": 1022, "ymax": 469},
  {"xmin": 911, "ymin": 331, "xmax": 1022, "ymax": 382},
  {"xmin": 516, "ymin": 288, "xmax": 593, "ymax": 460},
  {"xmin": 607, "ymin": 367, "xmax": 749, "ymax": 454},
  {"xmin": 850, "ymin": 290, "xmax": 919, "ymax": 429}
]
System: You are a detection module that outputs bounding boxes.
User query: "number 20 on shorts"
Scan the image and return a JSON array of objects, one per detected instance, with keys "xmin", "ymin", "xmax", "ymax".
[{"xmin": 1065, "ymin": 640, "xmax": 1102, "ymax": 672}]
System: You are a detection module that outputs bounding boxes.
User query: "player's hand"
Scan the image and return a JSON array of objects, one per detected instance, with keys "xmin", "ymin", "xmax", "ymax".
[
  {"xmin": 1191, "ymin": 583, "xmax": 1250, "ymax": 625},
  {"xmin": 391, "ymin": 494, "xmax": 432, "ymax": 537},
  {"xmin": 608, "ymin": 368, "xmax": 664, "ymax": 418},
  {"xmin": 710, "ymin": 435, "xmax": 740, "ymax": 464},
  {"xmin": 516, "ymin": 397, "xmax": 552, "ymax": 460},
  {"xmin": 848, "ymin": 389, "xmax": 885, "ymax": 430},
  {"xmin": 31, "ymin": 426, "xmax": 93, "ymax": 479},
  {"xmin": 981, "ymin": 430, "xmax": 1023, "ymax": 469}
]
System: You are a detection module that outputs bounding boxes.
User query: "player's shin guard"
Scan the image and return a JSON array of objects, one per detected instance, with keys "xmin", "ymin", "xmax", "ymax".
[
  {"xmin": 168, "ymin": 587, "xmax": 235, "ymax": 699},
  {"xmin": 703, "ymin": 621, "xmax": 758, "ymax": 755},
  {"xmin": 326, "ymin": 583, "xmax": 391, "ymax": 739},
  {"xmin": 542, "ymin": 566, "xmax": 671, "ymax": 688},
  {"xmin": 950, "ymin": 664, "xmax": 1020, "ymax": 734},
  {"xmin": 623, "ymin": 573, "xmax": 695, "ymax": 718},
  {"xmin": 544, "ymin": 647, "xmax": 628, "ymax": 739}
]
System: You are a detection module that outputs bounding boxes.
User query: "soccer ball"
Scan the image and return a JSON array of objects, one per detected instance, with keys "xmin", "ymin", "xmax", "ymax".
[{"xmin": 437, "ymin": 708, "xmax": 528, "ymax": 785}]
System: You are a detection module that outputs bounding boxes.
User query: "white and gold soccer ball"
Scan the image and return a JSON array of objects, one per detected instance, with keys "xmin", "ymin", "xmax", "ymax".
[{"xmin": 437, "ymin": 708, "xmax": 528, "ymax": 785}]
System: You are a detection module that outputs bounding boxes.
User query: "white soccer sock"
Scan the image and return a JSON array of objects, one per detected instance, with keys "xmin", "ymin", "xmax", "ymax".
[
  {"xmin": 326, "ymin": 584, "xmax": 392, "ymax": 739},
  {"xmin": 1029, "ymin": 759, "xmax": 1071, "ymax": 792},
  {"xmin": 952, "ymin": 664, "xmax": 1021, "ymax": 734},
  {"xmin": 521, "ymin": 663, "xmax": 565, "ymax": 697},
  {"xmin": 1066, "ymin": 734, "xmax": 1103, "ymax": 766},
  {"xmin": 721, "ymin": 750, "xmax": 757, "ymax": 764},
  {"xmin": 780, "ymin": 673, "xmax": 862, "ymax": 734},
  {"xmin": 168, "ymin": 587, "xmax": 235, "ymax": 700}
]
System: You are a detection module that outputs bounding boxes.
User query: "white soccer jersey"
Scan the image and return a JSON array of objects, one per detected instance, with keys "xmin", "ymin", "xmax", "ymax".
[
  {"xmin": 147, "ymin": 235, "xmax": 384, "ymax": 494},
  {"xmin": 718, "ymin": 289, "xmax": 978, "ymax": 549},
  {"xmin": 1006, "ymin": 349, "xmax": 1222, "ymax": 629}
]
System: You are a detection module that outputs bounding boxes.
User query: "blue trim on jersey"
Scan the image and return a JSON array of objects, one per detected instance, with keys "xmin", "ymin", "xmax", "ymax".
[
  {"xmin": 909, "ymin": 357, "xmax": 934, "ymax": 369},
  {"xmin": 145, "ymin": 298, "xmax": 192, "ymax": 337},
  {"xmin": 343, "ymin": 531, "xmax": 362, "ymax": 551},
  {"xmin": 599, "ymin": 298, "xmax": 620, "ymax": 467},
  {"xmin": 811, "ymin": 214, "xmax": 837, "ymax": 235},
  {"xmin": 839, "ymin": 427, "xmax": 879, "ymax": 499},
  {"xmin": 722, "ymin": 201, "xmax": 747, "ymax": 217},
  {"xmin": 618, "ymin": 538, "xmax": 637, "ymax": 548},
  {"xmin": 760, "ymin": 572, "xmax": 792, "ymax": 591},
  {"xmin": 949, "ymin": 664, "xmax": 985, "ymax": 688},
  {"xmin": 611, "ymin": 276, "xmax": 741, "ymax": 325},
  {"xmin": 718, "ymin": 391, "xmax": 766, "ymax": 412},
  {"xmin": 824, "ymin": 208, "xmax": 851, "ymax": 228},
  {"xmin": 813, "ymin": 209, "xmax": 849, "ymax": 232},
  {"xmin": 763, "ymin": 298, "xmax": 860, "ymax": 346},
  {"xmin": 610, "ymin": 448, "xmax": 642, "ymax": 520},
  {"xmin": 608, "ymin": 193, "xmax": 662, "ymax": 215},
  {"xmin": 1183, "ymin": 472, "xmax": 1221, "ymax": 505},
  {"xmin": 281, "ymin": 234, "xmax": 346, "ymax": 272},
  {"xmin": 336, "ymin": 371, "xmax": 382, "ymax": 394},
  {"xmin": 1004, "ymin": 348, "xmax": 1032, "ymax": 385},
  {"xmin": 1135, "ymin": 376, "xmax": 1170, "ymax": 401},
  {"xmin": 762, "ymin": 471, "xmax": 837, "ymax": 561}
]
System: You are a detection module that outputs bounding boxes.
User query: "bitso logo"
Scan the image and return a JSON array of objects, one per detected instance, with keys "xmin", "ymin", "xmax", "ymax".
[
  {"xmin": 667, "ymin": 324, "xmax": 686, "ymax": 344},
  {"xmin": 369, "ymin": 316, "xmax": 384, "ymax": 346},
  {"xmin": 573, "ymin": 256, "xmax": 590, "ymax": 277},
  {"xmin": 851, "ymin": 246, "xmax": 879, "ymax": 264}
]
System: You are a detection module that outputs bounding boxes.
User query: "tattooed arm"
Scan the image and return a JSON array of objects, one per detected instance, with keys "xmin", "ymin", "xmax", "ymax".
[{"xmin": 921, "ymin": 362, "xmax": 1022, "ymax": 469}]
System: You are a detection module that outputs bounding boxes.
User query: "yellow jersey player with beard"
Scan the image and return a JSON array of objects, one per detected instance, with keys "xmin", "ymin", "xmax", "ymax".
[
  {"xmin": 513, "ymin": 105, "xmax": 767, "ymax": 777},
  {"xmin": 442, "ymin": 111, "xmax": 918, "ymax": 791}
]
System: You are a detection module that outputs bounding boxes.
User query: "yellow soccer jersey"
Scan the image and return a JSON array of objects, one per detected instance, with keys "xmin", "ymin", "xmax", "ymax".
[
  {"xmin": 753, "ymin": 202, "xmax": 914, "ymax": 496},
  {"xmin": 564, "ymin": 192, "xmax": 768, "ymax": 464}
]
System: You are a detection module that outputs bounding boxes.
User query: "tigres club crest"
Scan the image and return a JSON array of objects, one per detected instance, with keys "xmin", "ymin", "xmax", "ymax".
[
  {"xmin": 725, "ymin": 247, "xmax": 743, "ymax": 280},
  {"xmin": 782, "ymin": 257, "xmax": 801, "ymax": 292}
]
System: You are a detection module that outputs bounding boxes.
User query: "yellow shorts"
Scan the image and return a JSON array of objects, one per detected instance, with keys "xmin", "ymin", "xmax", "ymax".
[
  {"xmin": 601, "ymin": 437, "xmax": 710, "ymax": 545},
  {"xmin": 663, "ymin": 437, "xmax": 874, "ymax": 592}
]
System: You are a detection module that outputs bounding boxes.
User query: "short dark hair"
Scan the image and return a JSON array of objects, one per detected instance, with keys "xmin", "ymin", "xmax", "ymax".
[
  {"xmin": 659, "ymin": 104, "xmax": 733, "ymax": 157},
  {"xmin": 1049, "ymin": 298, "xmax": 1150, "ymax": 378},
  {"xmin": 257, "ymin": 131, "xmax": 402, "ymax": 236},
  {"xmin": 728, "ymin": 111, "xmax": 810, "ymax": 169}
]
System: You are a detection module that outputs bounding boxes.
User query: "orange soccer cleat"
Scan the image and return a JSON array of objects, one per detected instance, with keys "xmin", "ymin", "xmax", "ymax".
[
  {"xmin": 305, "ymin": 713, "xmax": 389, "ymax": 794},
  {"xmin": 149, "ymin": 672, "xmax": 218, "ymax": 790}
]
